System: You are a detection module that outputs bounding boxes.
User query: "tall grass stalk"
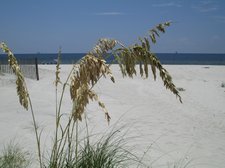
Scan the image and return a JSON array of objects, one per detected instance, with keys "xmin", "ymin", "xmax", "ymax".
[{"xmin": 0, "ymin": 42, "xmax": 42, "ymax": 167}]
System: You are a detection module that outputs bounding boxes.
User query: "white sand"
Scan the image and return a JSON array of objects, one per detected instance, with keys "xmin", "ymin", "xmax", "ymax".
[{"xmin": 0, "ymin": 65, "xmax": 225, "ymax": 168}]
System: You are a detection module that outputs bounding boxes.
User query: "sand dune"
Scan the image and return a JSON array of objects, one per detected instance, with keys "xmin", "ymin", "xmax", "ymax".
[{"xmin": 0, "ymin": 65, "xmax": 225, "ymax": 168}]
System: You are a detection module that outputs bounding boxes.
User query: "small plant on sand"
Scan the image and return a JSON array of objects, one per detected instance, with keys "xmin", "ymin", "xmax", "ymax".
[
  {"xmin": 0, "ymin": 141, "xmax": 31, "ymax": 168},
  {"xmin": 221, "ymin": 82, "xmax": 225, "ymax": 88},
  {"xmin": 0, "ymin": 22, "xmax": 182, "ymax": 168},
  {"xmin": 177, "ymin": 87, "xmax": 185, "ymax": 92}
]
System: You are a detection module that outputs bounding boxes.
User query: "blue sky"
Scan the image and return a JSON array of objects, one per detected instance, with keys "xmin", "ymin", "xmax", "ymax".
[{"xmin": 1, "ymin": 0, "xmax": 225, "ymax": 53}]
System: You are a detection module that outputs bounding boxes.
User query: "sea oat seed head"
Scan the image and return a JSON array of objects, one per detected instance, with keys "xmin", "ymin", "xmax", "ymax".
[{"xmin": 0, "ymin": 42, "xmax": 29, "ymax": 110}]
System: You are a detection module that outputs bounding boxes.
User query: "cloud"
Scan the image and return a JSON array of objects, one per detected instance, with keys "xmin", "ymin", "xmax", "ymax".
[
  {"xmin": 212, "ymin": 35, "xmax": 220, "ymax": 41},
  {"xmin": 194, "ymin": 6, "xmax": 218, "ymax": 12},
  {"xmin": 201, "ymin": 0, "xmax": 214, "ymax": 5},
  {"xmin": 212, "ymin": 15, "xmax": 225, "ymax": 23},
  {"xmin": 192, "ymin": 1, "xmax": 218, "ymax": 13},
  {"xmin": 94, "ymin": 12, "xmax": 124, "ymax": 16},
  {"xmin": 152, "ymin": 2, "xmax": 182, "ymax": 8}
]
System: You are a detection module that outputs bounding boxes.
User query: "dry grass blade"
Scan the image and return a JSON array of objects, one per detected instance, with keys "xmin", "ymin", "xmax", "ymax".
[{"xmin": 0, "ymin": 42, "xmax": 29, "ymax": 110}]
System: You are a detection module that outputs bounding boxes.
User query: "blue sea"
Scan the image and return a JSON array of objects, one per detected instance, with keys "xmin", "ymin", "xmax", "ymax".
[{"xmin": 0, "ymin": 53, "xmax": 225, "ymax": 65}]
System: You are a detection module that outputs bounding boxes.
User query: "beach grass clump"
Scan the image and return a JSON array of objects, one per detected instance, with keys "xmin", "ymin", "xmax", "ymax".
[
  {"xmin": 75, "ymin": 130, "xmax": 135, "ymax": 168},
  {"xmin": 0, "ymin": 142, "xmax": 31, "ymax": 168},
  {"xmin": 1, "ymin": 21, "xmax": 183, "ymax": 168},
  {"xmin": 46, "ymin": 129, "xmax": 137, "ymax": 168}
]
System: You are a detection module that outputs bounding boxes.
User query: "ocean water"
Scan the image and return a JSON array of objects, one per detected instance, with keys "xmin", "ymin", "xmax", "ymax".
[{"xmin": 0, "ymin": 53, "xmax": 225, "ymax": 65}]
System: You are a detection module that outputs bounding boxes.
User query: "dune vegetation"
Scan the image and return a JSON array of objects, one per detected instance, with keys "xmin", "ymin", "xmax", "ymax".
[{"xmin": 0, "ymin": 22, "xmax": 183, "ymax": 168}]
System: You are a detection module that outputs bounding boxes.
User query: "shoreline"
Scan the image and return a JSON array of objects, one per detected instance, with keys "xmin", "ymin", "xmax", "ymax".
[{"xmin": 1, "ymin": 53, "xmax": 225, "ymax": 65}]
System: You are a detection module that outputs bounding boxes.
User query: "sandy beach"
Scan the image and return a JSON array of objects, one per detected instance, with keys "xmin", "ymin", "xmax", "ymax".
[{"xmin": 0, "ymin": 64, "xmax": 225, "ymax": 168}]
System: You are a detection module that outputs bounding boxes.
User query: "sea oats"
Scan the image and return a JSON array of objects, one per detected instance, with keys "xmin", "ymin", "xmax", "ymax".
[
  {"xmin": 1, "ymin": 22, "xmax": 183, "ymax": 168},
  {"xmin": 70, "ymin": 39, "xmax": 116, "ymax": 123},
  {"xmin": 149, "ymin": 22, "xmax": 171, "ymax": 44},
  {"xmin": 115, "ymin": 22, "xmax": 182, "ymax": 103},
  {"xmin": 55, "ymin": 47, "xmax": 62, "ymax": 87},
  {"xmin": 91, "ymin": 38, "xmax": 117, "ymax": 58},
  {"xmin": 69, "ymin": 23, "xmax": 182, "ymax": 123},
  {"xmin": 71, "ymin": 83, "xmax": 110, "ymax": 123},
  {"xmin": 0, "ymin": 42, "xmax": 29, "ymax": 110}
]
